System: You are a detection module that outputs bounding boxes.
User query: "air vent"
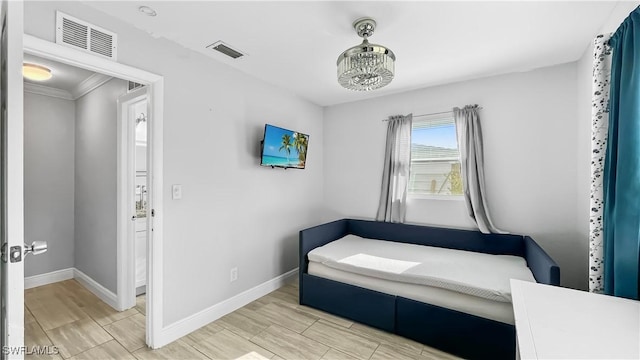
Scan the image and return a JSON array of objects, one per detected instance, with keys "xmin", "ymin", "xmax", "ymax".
[
  {"xmin": 128, "ymin": 81, "xmax": 144, "ymax": 92},
  {"xmin": 90, "ymin": 28, "xmax": 114, "ymax": 58},
  {"xmin": 206, "ymin": 41, "xmax": 245, "ymax": 59},
  {"xmin": 56, "ymin": 12, "xmax": 118, "ymax": 60},
  {"xmin": 61, "ymin": 17, "xmax": 87, "ymax": 49}
]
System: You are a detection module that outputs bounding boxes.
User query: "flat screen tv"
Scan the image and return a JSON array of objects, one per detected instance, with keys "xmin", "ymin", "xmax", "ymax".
[{"xmin": 260, "ymin": 124, "xmax": 309, "ymax": 169}]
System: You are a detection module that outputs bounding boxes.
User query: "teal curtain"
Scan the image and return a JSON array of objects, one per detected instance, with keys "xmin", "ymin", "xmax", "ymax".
[{"xmin": 603, "ymin": 6, "xmax": 640, "ymax": 299}]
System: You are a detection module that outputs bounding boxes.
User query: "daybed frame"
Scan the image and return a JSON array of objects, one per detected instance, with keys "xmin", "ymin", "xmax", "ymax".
[{"xmin": 299, "ymin": 219, "xmax": 560, "ymax": 360}]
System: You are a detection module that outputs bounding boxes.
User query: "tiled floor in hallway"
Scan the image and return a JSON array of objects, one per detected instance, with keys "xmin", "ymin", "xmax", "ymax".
[{"xmin": 25, "ymin": 279, "xmax": 459, "ymax": 360}]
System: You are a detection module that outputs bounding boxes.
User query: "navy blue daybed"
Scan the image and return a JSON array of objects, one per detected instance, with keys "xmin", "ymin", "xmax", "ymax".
[{"xmin": 299, "ymin": 219, "xmax": 560, "ymax": 360}]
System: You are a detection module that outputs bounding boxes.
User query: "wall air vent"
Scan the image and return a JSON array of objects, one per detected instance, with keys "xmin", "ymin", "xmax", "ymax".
[
  {"xmin": 56, "ymin": 12, "xmax": 118, "ymax": 60},
  {"xmin": 206, "ymin": 41, "xmax": 245, "ymax": 59},
  {"xmin": 128, "ymin": 81, "xmax": 144, "ymax": 92}
]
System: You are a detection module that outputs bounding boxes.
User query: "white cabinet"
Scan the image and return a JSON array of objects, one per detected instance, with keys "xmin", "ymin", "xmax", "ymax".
[
  {"xmin": 135, "ymin": 218, "xmax": 146, "ymax": 289},
  {"xmin": 511, "ymin": 279, "xmax": 640, "ymax": 360}
]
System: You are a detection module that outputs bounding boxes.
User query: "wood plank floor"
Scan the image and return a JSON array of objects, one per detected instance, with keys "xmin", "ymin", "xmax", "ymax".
[{"xmin": 25, "ymin": 279, "xmax": 460, "ymax": 360}]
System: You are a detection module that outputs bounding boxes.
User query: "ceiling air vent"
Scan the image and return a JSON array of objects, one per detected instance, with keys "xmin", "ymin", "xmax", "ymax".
[
  {"xmin": 56, "ymin": 11, "xmax": 118, "ymax": 60},
  {"xmin": 206, "ymin": 41, "xmax": 245, "ymax": 59}
]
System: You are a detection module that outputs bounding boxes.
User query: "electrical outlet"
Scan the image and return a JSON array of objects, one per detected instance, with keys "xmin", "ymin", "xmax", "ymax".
[{"xmin": 230, "ymin": 267, "xmax": 238, "ymax": 282}]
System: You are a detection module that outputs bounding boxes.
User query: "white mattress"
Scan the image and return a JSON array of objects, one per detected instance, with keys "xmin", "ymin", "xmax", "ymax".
[
  {"xmin": 307, "ymin": 234, "xmax": 535, "ymax": 303},
  {"xmin": 308, "ymin": 262, "xmax": 515, "ymax": 324}
]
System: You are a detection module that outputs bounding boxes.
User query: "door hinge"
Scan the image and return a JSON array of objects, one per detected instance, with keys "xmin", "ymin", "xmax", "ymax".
[{"xmin": 151, "ymin": 209, "xmax": 155, "ymax": 217}]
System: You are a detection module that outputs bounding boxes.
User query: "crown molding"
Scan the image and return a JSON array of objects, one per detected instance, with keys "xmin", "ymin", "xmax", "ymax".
[
  {"xmin": 24, "ymin": 72, "xmax": 113, "ymax": 101},
  {"xmin": 71, "ymin": 73, "xmax": 113, "ymax": 100},
  {"xmin": 24, "ymin": 82, "xmax": 74, "ymax": 100}
]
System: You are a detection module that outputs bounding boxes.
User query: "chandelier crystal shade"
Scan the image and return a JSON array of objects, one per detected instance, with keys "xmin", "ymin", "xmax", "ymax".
[{"xmin": 337, "ymin": 18, "xmax": 395, "ymax": 91}]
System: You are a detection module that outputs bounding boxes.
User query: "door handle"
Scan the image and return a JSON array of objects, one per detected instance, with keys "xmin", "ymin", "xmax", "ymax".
[{"xmin": 24, "ymin": 241, "xmax": 48, "ymax": 256}]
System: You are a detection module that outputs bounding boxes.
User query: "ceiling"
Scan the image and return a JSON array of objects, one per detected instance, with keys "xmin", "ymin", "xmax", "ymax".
[
  {"xmin": 88, "ymin": 1, "xmax": 619, "ymax": 107},
  {"xmin": 23, "ymin": 53, "xmax": 95, "ymax": 92}
]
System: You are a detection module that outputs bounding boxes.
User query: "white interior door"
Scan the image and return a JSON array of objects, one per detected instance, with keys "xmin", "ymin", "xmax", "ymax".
[{"xmin": 0, "ymin": 0, "xmax": 24, "ymax": 359}]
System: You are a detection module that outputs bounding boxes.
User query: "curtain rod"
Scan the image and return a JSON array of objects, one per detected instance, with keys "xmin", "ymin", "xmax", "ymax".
[{"xmin": 381, "ymin": 107, "xmax": 483, "ymax": 122}]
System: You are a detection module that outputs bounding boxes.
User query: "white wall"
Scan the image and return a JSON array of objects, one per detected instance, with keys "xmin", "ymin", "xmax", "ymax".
[
  {"xmin": 23, "ymin": 92, "xmax": 75, "ymax": 277},
  {"xmin": 25, "ymin": 1, "xmax": 325, "ymax": 326},
  {"xmin": 575, "ymin": 44, "xmax": 593, "ymax": 290},
  {"xmin": 74, "ymin": 78, "xmax": 128, "ymax": 294},
  {"xmin": 324, "ymin": 63, "xmax": 586, "ymax": 289},
  {"xmin": 25, "ymin": 0, "xmax": 622, "ymax": 329},
  {"xmin": 599, "ymin": 2, "xmax": 638, "ymax": 34}
]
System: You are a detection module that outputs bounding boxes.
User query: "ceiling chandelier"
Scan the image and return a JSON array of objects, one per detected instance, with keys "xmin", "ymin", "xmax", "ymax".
[{"xmin": 337, "ymin": 18, "xmax": 395, "ymax": 91}]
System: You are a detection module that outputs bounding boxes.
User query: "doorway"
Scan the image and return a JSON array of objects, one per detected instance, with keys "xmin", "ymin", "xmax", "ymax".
[
  {"xmin": 23, "ymin": 53, "xmax": 151, "ymax": 357},
  {"xmin": 117, "ymin": 88, "xmax": 149, "ymax": 306},
  {"xmin": 132, "ymin": 96, "xmax": 148, "ymax": 297},
  {"xmin": 23, "ymin": 34, "xmax": 164, "ymax": 348}
]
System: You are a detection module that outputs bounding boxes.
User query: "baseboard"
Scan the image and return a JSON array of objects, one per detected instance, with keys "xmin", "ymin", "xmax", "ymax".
[
  {"xmin": 156, "ymin": 267, "xmax": 298, "ymax": 347},
  {"xmin": 24, "ymin": 268, "xmax": 74, "ymax": 289},
  {"xmin": 73, "ymin": 268, "xmax": 119, "ymax": 310},
  {"xmin": 24, "ymin": 267, "xmax": 120, "ymax": 311}
]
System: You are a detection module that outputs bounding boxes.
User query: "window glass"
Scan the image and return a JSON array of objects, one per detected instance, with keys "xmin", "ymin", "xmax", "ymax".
[{"xmin": 409, "ymin": 116, "xmax": 462, "ymax": 196}]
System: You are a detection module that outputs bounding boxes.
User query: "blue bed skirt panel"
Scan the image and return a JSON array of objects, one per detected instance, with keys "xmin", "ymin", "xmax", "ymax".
[
  {"xmin": 395, "ymin": 297, "xmax": 515, "ymax": 360},
  {"xmin": 301, "ymin": 274, "xmax": 396, "ymax": 332}
]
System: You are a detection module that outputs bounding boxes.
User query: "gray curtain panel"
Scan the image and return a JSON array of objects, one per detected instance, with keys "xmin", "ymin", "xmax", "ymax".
[
  {"xmin": 453, "ymin": 105, "xmax": 505, "ymax": 234},
  {"xmin": 376, "ymin": 114, "xmax": 413, "ymax": 223}
]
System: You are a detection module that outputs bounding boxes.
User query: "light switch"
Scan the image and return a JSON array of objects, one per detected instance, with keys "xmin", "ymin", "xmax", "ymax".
[{"xmin": 172, "ymin": 184, "xmax": 182, "ymax": 200}]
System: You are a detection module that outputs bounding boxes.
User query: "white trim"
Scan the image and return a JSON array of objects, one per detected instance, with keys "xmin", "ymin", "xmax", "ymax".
[
  {"xmin": 71, "ymin": 73, "xmax": 113, "ymax": 100},
  {"xmin": 23, "ymin": 82, "xmax": 73, "ymax": 100},
  {"xmin": 24, "ymin": 34, "xmax": 165, "ymax": 349},
  {"xmin": 24, "ymin": 268, "xmax": 74, "ymax": 289},
  {"xmin": 73, "ymin": 268, "xmax": 119, "ymax": 309},
  {"xmin": 5, "ymin": 1, "xmax": 26, "ymax": 357},
  {"xmin": 24, "ymin": 35, "xmax": 152, "ymax": 84},
  {"xmin": 156, "ymin": 268, "xmax": 298, "ymax": 348},
  {"xmin": 146, "ymin": 78, "xmax": 164, "ymax": 348}
]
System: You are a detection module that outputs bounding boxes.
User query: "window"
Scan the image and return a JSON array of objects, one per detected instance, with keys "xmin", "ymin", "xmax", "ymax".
[{"xmin": 409, "ymin": 115, "xmax": 463, "ymax": 196}]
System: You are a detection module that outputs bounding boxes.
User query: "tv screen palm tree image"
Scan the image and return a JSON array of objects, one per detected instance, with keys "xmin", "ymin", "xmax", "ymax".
[{"xmin": 261, "ymin": 124, "xmax": 309, "ymax": 169}]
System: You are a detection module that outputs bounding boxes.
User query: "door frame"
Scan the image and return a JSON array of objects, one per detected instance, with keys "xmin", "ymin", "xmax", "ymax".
[
  {"xmin": 23, "ymin": 34, "xmax": 165, "ymax": 348},
  {"xmin": 116, "ymin": 87, "xmax": 148, "ymax": 311},
  {"xmin": 2, "ymin": 1, "xmax": 24, "ymax": 357}
]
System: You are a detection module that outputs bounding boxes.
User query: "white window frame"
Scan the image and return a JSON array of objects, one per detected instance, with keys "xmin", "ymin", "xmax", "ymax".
[{"xmin": 408, "ymin": 115, "xmax": 464, "ymax": 200}]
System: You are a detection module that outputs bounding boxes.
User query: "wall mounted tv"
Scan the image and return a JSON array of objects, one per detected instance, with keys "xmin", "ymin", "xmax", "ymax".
[{"xmin": 260, "ymin": 124, "xmax": 309, "ymax": 169}]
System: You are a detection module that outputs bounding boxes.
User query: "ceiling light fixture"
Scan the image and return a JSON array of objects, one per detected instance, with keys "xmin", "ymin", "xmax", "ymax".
[
  {"xmin": 22, "ymin": 63, "xmax": 52, "ymax": 81},
  {"xmin": 138, "ymin": 6, "xmax": 157, "ymax": 17},
  {"xmin": 337, "ymin": 18, "xmax": 395, "ymax": 91}
]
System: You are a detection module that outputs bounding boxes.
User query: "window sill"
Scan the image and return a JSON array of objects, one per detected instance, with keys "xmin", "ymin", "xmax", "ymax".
[{"xmin": 408, "ymin": 194, "xmax": 465, "ymax": 201}]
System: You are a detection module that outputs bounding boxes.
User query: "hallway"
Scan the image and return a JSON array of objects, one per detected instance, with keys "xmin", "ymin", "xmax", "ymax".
[{"xmin": 25, "ymin": 280, "xmax": 147, "ymax": 359}]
